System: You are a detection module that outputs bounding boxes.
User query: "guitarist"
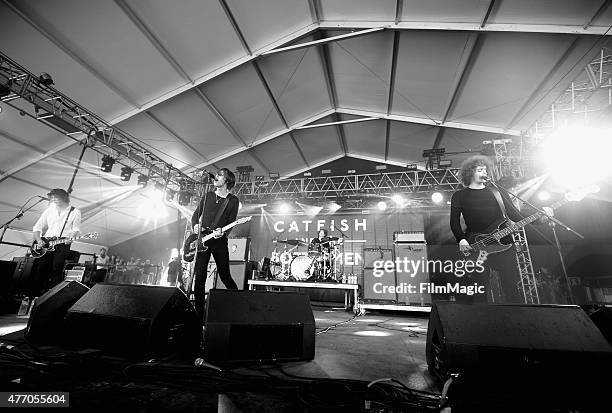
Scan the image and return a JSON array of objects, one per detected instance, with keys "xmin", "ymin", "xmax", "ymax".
[
  {"xmin": 32, "ymin": 188, "xmax": 81, "ymax": 294},
  {"xmin": 191, "ymin": 168, "xmax": 240, "ymax": 324},
  {"xmin": 449, "ymin": 155, "xmax": 552, "ymax": 303}
]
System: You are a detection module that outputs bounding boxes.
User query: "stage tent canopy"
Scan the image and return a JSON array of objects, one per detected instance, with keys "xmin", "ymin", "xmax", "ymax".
[{"xmin": 1, "ymin": 0, "xmax": 611, "ymax": 247}]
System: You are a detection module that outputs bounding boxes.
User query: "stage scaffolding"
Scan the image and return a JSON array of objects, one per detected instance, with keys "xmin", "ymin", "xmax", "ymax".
[
  {"xmin": 232, "ymin": 168, "xmax": 461, "ymax": 203},
  {"xmin": 0, "ymin": 51, "xmax": 191, "ymax": 191}
]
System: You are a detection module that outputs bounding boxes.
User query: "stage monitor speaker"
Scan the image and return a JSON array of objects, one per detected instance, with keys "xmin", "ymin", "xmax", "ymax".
[
  {"xmin": 228, "ymin": 237, "xmax": 249, "ymax": 261},
  {"xmin": 584, "ymin": 305, "xmax": 612, "ymax": 346},
  {"xmin": 25, "ymin": 280, "xmax": 89, "ymax": 343},
  {"xmin": 65, "ymin": 284, "xmax": 200, "ymax": 358},
  {"xmin": 203, "ymin": 290, "xmax": 315, "ymax": 363},
  {"xmin": 426, "ymin": 302, "xmax": 612, "ymax": 382}
]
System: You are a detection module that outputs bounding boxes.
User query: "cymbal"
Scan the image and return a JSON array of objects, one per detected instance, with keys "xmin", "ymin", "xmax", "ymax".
[{"xmin": 277, "ymin": 239, "xmax": 308, "ymax": 246}]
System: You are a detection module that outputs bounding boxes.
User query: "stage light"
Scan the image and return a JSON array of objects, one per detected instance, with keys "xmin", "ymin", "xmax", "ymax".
[
  {"xmin": 431, "ymin": 192, "xmax": 444, "ymax": 204},
  {"xmin": 328, "ymin": 202, "xmax": 342, "ymax": 213},
  {"xmin": 278, "ymin": 202, "xmax": 291, "ymax": 214},
  {"xmin": 137, "ymin": 174, "xmax": 149, "ymax": 187},
  {"xmin": 165, "ymin": 189, "xmax": 176, "ymax": 202},
  {"xmin": 391, "ymin": 194, "xmax": 406, "ymax": 207},
  {"xmin": 120, "ymin": 166, "xmax": 133, "ymax": 182},
  {"xmin": 100, "ymin": 155, "xmax": 115, "ymax": 173},
  {"xmin": 538, "ymin": 191, "xmax": 551, "ymax": 201},
  {"xmin": 154, "ymin": 182, "xmax": 164, "ymax": 193},
  {"xmin": 238, "ymin": 202, "xmax": 243, "ymax": 210},
  {"xmin": 38, "ymin": 72, "xmax": 54, "ymax": 86},
  {"xmin": 377, "ymin": 201, "xmax": 387, "ymax": 211},
  {"xmin": 542, "ymin": 125, "xmax": 612, "ymax": 188},
  {"xmin": 178, "ymin": 191, "xmax": 192, "ymax": 206},
  {"xmin": 138, "ymin": 192, "xmax": 167, "ymax": 224}
]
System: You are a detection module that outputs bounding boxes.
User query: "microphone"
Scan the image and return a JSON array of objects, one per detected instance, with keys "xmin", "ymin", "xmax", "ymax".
[
  {"xmin": 203, "ymin": 170, "xmax": 216, "ymax": 181},
  {"xmin": 38, "ymin": 196, "xmax": 50, "ymax": 201},
  {"xmin": 481, "ymin": 176, "xmax": 491, "ymax": 182}
]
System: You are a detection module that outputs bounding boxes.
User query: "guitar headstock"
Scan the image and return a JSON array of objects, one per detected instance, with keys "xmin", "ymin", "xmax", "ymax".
[
  {"xmin": 82, "ymin": 232, "xmax": 99, "ymax": 240},
  {"xmin": 236, "ymin": 216, "xmax": 252, "ymax": 224},
  {"xmin": 564, "ymin": 184, "xmax": 599, "ymax": 203}
]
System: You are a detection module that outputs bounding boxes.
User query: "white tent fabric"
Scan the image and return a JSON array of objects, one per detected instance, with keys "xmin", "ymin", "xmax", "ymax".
[{"xmin": 1, "ymin": 0, "xmax": 611, "ymax": 249}]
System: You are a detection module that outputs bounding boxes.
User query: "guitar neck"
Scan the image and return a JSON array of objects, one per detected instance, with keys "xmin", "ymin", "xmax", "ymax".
[
  {"xmin": 495, "ymin": 198, "xmax": 567, "ymax": 239},
  {"xmin": 200, "ymin": 221, "xmax": 241, "ymax": 242}
]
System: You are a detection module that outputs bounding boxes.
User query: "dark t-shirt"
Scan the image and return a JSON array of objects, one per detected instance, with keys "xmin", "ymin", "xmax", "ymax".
[
  {"xmin": 191, "ymin": 191, "xmax": 239, "ymax": 237},
  {"xmin": 450, "ymin": 187, "xmax": 524, "ymax": 243}
]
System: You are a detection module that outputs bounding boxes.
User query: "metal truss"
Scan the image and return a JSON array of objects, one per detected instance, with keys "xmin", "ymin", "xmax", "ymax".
[
  {"xmin": 232, "ymin": 169, "xmax": 461, "ymax": 203},
  {"xmin": 0, "ymin": 51, "xmax": 193, "ymax": 191},
  {"xmin": 482, "ymin": 137, "xmax": 537, "ymax": 181},
  {"xmin": 530, "ymin": 48, "xmax": 612, "ymax": 136},
  {"xmin": 512, "ymin": 228, "xmax": 540, "ymax": 304}
]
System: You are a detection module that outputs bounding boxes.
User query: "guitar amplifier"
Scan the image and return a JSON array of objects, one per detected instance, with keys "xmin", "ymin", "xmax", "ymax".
[
  {"xmin": 394, "ymin": 231, "xmax": 425, "ymax": 243},
  {"xmin": 12, "ymin": 256, "xmax": 41, "ymax": 296},
  {"xmin": 228, "ymin": 238, "xmax": 249, "ymax": 262}
]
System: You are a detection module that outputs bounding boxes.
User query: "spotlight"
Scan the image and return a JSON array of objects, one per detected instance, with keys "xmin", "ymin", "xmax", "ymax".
[
  {"xmin": 101, "ymin": 155, "xmax": 115, "ymax": 173},
  {"xmin": 377, "ymin": 201, "xmax": 387, "ymax": 211},
  {"xmin": 38, "ymin": 72, "xmax": 54, "ymax": 86},
  {"xmin": 178, "ymin": 191, "xmax": 192, "ymax": 206},
  {"xmin": 165, "ymin": 189, "xmax": 176, "ymax": 202},
  {"xmin": 120, "ymin": 166, "xmax": 133, "ymax": 182},
  {"xmin": 431, "ymin": 192, "xmax": 444, "ymax": 204},
  {"xmin": 154, "ymin": 182, "xmax": 164, "ymax": 193},
  {"xmin": 278, "ymin": 202, "xmax": 291, "ymax": 214},
  {"xmin": 391, "ymin": 194, "xmax": 405, "ymax": 206},
  {"xmin": 537, "ymin": 191, "xmax": 551, "ymax": 201},
  {"xmin": 137, "ymin": 174, "xmax": 149, "ymax": 187}
]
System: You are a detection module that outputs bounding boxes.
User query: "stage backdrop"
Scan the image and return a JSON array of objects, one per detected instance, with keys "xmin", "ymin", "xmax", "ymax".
[{"xmin": 241, "ymin": 211, "xmax": 425, "ymax": 284}]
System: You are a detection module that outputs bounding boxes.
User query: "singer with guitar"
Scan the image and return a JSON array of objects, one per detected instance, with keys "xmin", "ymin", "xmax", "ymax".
[
  {"xmin": 32, "ymin": 188, "xmax": 82, "ymax": 295},
  {"xmin": 450, "ymin": 156, "xmax": 553, "ymax": 304},
  {"xmin": 191, "ymin": 168, "xmax": 240, "ymax": 324}
]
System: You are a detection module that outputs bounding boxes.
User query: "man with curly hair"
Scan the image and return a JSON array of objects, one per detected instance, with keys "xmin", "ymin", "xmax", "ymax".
[{"xmin": 449, "ymin": 155, "xmax": 551, "ymax": 303}]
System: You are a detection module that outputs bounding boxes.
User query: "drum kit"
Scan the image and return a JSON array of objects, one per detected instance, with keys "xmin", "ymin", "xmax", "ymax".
[{"xmin": 268, "ymin": 237, "xmax": 343, "ymax": 281}]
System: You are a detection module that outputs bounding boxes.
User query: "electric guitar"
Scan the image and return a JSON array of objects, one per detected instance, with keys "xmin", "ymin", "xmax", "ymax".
[
  {"xmin": 461, "ymin": 185, "xmax": 597, "ymax": 261},
  {"xmin": 30, "ymin": 232, "xmax": 100, "ymax": 258},
  {"xmin": 182, "ymin": 216, "xmax": 252, "ymax": 262}
]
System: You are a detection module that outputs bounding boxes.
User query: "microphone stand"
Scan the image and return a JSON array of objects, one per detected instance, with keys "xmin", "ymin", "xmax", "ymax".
[
  {"xmin": 0, "ymin": 197, "xmax": 47, "ymax": 247},
  {"xmin": 487, "ymin": 179, "xmax": 582, "ymax": 304}
]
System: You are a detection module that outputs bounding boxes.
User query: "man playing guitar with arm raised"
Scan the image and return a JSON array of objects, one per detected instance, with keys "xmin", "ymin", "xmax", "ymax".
[
  {"xmin": 32, "ymin": 188, "xmax": 81, "ymax": 295},
  {"xmin": 191, "ymin": 168, "xmax": 240, "ymax": 324}
]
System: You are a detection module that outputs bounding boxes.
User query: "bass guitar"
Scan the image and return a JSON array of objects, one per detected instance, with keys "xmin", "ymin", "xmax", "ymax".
[
  {"xmin": 461, "ymin": 185, "xmax": 596, "ymax": 261},
  {"xmin": 30, "ymin": 232, "xmax": 100, "ymax": 258},
  {"xmin": 183, "ymin": 216, "xmax": 252, "ymax": 262}
]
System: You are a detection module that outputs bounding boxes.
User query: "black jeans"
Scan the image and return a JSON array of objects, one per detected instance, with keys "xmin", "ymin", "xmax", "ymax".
[
  {"xmin": 455, "ymin": 248, "xmax": 521, "ymax": 305},
  {"xmin": 35, "ymin": 243, "xmax": 70, "ymax": 296},
  {"xmin": 193, "ymin": 238, "xmax": 237, "ymax": 324}
]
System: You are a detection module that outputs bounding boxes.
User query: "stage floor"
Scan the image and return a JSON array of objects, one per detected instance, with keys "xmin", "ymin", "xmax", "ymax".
[{"xmin": 0, "ymin": 307, "xmax": 438, "ymax": 412}]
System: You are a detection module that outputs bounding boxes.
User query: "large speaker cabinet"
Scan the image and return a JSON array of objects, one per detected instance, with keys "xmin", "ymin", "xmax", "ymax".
[
  {"xmin": 25, "ymin": 280, "xmax": 89, "ymax": 343},
  {"xmin": 426, "ymin": 302, "xmax": 612, "ymax": 380},
  {"xmin": 65, "ymin": 284, "xmax": 201, "ymax": 358},
  {"xmin": 203, "ymin": 289, "xmax": 315, "ymax": 363}
]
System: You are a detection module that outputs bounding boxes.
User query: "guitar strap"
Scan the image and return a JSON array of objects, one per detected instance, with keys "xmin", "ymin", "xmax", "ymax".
[
  {"xmin": 211, "ymin": 196, "xmax": 230, "ymax": 233},
  {"xmin": 489, "ymin": 187, "xmax": 508, "ymax": 220},
  {"xmin": 58, "ymin": 206, "xmax": 75, "ymax": 238}
]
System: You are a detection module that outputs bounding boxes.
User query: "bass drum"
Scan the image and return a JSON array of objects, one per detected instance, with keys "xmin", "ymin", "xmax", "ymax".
[{"xmin": 290, "ymin": 256, "xmax": 314, "ymax": 281}]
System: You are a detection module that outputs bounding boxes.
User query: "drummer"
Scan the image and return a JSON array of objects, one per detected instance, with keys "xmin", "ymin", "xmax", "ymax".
[{"xmin": 310, "ymin": 229, "xmax": 331, "ymax": 253}]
